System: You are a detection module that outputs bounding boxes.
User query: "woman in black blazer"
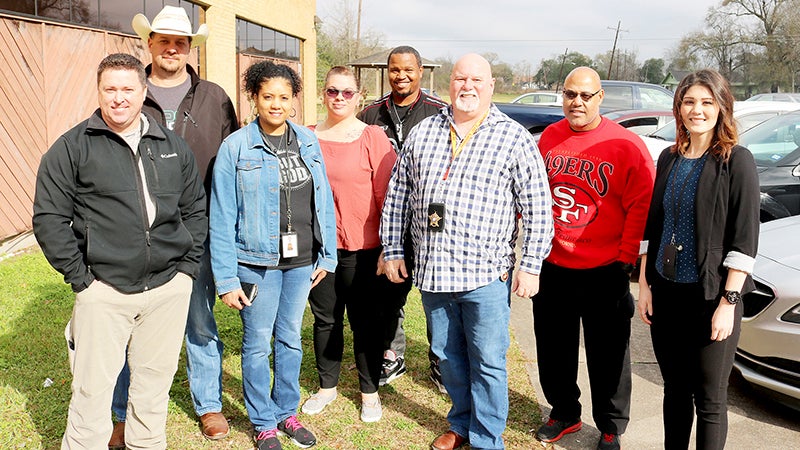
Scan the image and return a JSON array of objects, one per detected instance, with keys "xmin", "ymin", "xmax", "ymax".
[{"xmin": 637, "ymin": 69, "xmax": 760, "ymax": 450}]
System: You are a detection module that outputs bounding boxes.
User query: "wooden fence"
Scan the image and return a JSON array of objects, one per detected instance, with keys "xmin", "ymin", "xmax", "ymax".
[{"xmin": 0, "ymin": 13, "xmax": 303, "ymax": 242}]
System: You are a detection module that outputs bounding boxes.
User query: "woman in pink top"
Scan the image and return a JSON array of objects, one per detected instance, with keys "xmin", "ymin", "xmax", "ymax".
[{"xmin": 301, "ymin": 66, "xmax": 396, "ymax": 422}]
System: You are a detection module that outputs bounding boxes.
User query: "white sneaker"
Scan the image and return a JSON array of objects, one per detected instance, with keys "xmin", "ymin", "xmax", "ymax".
[
  {"xmin": 360, "ymin": 396, "xmax": 382, "ymax": 423},
  {"xmin": 301, "ymin": 390, "xmax": 337, "ymax": 415}
]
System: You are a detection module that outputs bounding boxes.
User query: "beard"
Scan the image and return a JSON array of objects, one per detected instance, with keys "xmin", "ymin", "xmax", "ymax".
[
  {"xmin": 155, "ymin": 56, "xmax": 185, "ymax": 74},
  {"xmin": 454, "ymin": 90, "xmax": 479, "ymax": 113}
]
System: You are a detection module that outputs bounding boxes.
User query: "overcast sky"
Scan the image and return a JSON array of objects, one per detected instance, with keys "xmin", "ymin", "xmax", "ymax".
[{"xmin": 316, "ymin": 0, "xmax": 721, "ymax": 67}]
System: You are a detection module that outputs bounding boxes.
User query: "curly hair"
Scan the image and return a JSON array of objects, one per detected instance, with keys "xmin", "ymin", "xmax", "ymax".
[
  {"xmin": 672, "ymin": 69, "xmax": 737, "ymax": 161},
  {"xmin": 243, "ymin": 61, "xmax": 302, "ymax": 97},
  {"xmin": 97, "ymin": 53, "xmax": 145, "ymax": 86}
]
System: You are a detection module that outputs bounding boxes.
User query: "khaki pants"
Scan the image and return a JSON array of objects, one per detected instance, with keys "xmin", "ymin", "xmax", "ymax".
[{"xmin": 61, "ymin": 273, "xmax": 192, "ymax": 450}]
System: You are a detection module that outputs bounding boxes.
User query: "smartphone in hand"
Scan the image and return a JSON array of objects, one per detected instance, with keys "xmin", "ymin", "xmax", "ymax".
[{"xmin": 240, "ymin": 282, "xmax": 258, "ymax": 306}]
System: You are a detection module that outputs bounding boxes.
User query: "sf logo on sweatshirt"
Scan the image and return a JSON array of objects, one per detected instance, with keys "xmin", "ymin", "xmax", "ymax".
[{"xmin": 551, "ymin": 183, "xmax": 597, "ymax": 228}]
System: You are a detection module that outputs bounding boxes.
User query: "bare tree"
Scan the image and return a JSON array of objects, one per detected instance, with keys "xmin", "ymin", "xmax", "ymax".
[{"xmin": 721, "ymin": 0, "xmax": 793, "ymax": 91}]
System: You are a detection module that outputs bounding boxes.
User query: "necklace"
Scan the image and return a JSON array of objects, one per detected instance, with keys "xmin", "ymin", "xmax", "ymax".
[{"xmin": 390, "ymin": 97, "xmax": 413, "ymax": 145}]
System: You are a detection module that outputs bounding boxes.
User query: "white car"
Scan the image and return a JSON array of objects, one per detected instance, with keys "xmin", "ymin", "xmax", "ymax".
[
  {"xmin": 511, "ymin": 92, "xmax": 562, "ymax": 106},
  {"xmin": 734, "ymin": 215, "xmax": 800, "ymax": 410},
  {"xmin": 640, "ymin": 101, "xmax": 800, "ymax": 163}
]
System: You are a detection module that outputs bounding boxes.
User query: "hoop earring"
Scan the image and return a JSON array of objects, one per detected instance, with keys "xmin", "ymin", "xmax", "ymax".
[{"xmin": 290, "ymin": 108, "xmax": 297, "ymax": 118}]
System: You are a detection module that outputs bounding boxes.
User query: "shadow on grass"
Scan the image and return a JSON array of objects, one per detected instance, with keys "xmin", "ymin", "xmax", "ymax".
[
  {"xmin": 0, "ymin": 253, "xmax": 544, "ymax": 449},
  {"xmin": 0, "ymin": 253, "xmax": 76, "ymax": 449}
]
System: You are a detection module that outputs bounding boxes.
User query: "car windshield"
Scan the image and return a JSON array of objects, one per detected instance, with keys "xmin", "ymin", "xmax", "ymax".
[
  {"xmin": 739, "ymin": 113, "xmax": 800, "ymax": 166},
  {"xmin": 650, "ymin": 119, "xmax": 677, "ymax": 141},
  {"xmin": 639, "ymin": 86, "xmax": 674, "ymax": 109}
]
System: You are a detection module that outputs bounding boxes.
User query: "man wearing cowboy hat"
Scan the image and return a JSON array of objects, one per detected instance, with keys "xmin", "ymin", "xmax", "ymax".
[{"xmin": 108, "ymin": 6, "xmax": 238, "ymax": 447}]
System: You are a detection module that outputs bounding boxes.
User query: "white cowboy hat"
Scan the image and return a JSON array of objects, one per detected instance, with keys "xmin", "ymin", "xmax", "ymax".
[{"xmin": 131, "ymin": 6, "xmax": 208, "ymax": 47}]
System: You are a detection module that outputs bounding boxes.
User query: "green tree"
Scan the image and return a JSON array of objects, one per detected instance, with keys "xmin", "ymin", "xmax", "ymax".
[
  {"xmin": 534, "ymin": 51, "xmax": 593, "ymax": 89},
  {"xmin": 639, "ymin": 58, "xmax": 665, "ymax": 84}
]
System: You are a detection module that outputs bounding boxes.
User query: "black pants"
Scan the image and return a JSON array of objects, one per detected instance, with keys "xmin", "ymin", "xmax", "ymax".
[
  {"xmin": 308, "ymin": 248, "xmax": 383, "ymax": 393},
  {"xmin": 532, "ymin": 261, "xmax": 634, "ymax": 434},
  {"xmin": 649, "ymin": 276, "xmax": 742, "ymax": 450},
  {"xmin": 377, "ymin": 239, "xmax": 438, "ymax": 364}
]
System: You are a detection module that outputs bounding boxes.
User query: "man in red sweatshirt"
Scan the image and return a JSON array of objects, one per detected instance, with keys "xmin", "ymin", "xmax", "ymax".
[{"xmin": 532, "ymin": 67, "xmax": 655, "ymax": 450}]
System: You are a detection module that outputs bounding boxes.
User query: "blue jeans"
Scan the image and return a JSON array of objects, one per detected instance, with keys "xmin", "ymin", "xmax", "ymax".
[
  {"xmin": 422, "ymin": 276, "xmax": 512, "ymax": 450},
  {"xmin": 239, "ymin": 263, "xmax": 312, "ymax": 432},
  {"xmin": 112, "ymin": 243, "xmax": 223, "ymax": 420}
]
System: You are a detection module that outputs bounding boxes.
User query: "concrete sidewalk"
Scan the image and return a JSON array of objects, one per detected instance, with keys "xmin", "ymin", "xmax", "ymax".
[
  {"xmin": 0, "ymin": 230, "xmax": 37, "ymax": 261},
  {"xmin": 509, "ymin": 283, "xmax": 800, "ymax": 449}
]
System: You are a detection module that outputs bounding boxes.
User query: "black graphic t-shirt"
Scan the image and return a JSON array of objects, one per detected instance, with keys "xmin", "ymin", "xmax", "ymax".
[{"xmin": 263, "ymin": 126, "xmax": 315, "ymax": 268}]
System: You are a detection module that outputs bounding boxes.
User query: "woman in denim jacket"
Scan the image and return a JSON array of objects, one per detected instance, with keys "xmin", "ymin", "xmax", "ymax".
[{"xmin": 209, "ymin": 61, "xmax": 336, "ymax": 450}]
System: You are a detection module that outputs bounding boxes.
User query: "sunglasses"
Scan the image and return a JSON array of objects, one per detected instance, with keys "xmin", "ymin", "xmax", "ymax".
[
  {"xmin": 325, "ymin": 87, "xmax": 358, "ymax": 100},
  {"xmin": 562, "ymin": 88, "xmax": 602, "ymax": 102}
]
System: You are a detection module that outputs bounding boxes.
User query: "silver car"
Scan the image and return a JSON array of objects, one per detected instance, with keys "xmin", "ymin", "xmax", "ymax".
[{"xmin": 734, "ymin": 215, "xmax": 800, "ymax": 409}]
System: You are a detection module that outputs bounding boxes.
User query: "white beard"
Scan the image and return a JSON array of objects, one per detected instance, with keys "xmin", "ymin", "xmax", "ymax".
[{"xmin": 454, "ymin": 92, "xmax": 479, "ymax": 113}]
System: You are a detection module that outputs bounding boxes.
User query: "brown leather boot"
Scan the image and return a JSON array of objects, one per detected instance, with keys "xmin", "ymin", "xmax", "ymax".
[
  {"xmin": 200, "ymin": 412, "xmax": 230, "ymax": 440},
  {"xmin": 431, "ymin": 430, "xmax": 467, "ymax": 450},
  {"xmin": 108, "ymin": 421, "xmax": 125, "ymax": 449}
]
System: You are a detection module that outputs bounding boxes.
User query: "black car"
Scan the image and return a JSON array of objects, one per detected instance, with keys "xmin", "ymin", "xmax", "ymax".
[
  {"xmin": 494, "ymin": 103, "xmax": 565, "ymax": 134},
  {"xmin": 738, "ymin": 110, "xmax": 800, "ymax": 222}
]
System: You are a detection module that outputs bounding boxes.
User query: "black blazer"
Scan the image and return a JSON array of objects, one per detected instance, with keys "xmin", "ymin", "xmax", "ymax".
[{"xmin": 643, "ymin": 145, "xmax": 760, "ymax": 300}]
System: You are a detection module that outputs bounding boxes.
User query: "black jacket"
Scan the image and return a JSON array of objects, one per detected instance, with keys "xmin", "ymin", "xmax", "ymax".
[
  {"xmin": 644, "ymin": 145, "xmax": 760, "ymax": 299},
  {"xmin": 357, "ymin": 91, "xmax": 447, "ymax": 152},
  {"xmin": 33, "ymin": 110, "xmax": 207, "ymax": 293},
  {"xmin": 142, "ymin": 64, "xmax": 239, "ymax": 197}
]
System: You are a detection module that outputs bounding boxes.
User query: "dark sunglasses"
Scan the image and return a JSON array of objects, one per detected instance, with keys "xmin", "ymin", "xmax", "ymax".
[
  {"xmin": 562, "ymin": 88, "xmax": 602, "ymax": 102},
  {"xmin": 325, "ymin": 87, "xmax": 358, "ymax": 100}
]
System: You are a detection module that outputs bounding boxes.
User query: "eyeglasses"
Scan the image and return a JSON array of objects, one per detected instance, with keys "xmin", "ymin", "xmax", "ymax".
[
  {"xmin": 562, "ymin": 88, "xmax": 602, "ymax": 102},
  {"xmin": 325, "ymin": 87, "xmax": 358, "ymax": 100}
]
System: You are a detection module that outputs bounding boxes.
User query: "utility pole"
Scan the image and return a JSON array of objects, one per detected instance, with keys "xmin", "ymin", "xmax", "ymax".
[
  {"xmin": 555, "ymin": 48, "xmax": 568, "ymax": 92},
  {"xmin": 355, "ymin": 0, "xmax": 363, "ymax": 58},
  {"xmin": 607, "ymin": 21, "xmax": 627, "ymax": 80}
]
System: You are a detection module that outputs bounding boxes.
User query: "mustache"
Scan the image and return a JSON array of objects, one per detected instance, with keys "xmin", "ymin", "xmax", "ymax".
[{"xmin": 458, "ymin": 89, "xmax": 478, "ymax": 97}]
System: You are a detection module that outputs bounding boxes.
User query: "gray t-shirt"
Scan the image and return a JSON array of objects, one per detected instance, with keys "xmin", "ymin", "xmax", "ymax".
[{"xmin": 147, "ymin": 76, "xmax": 191, "ymax": 130}]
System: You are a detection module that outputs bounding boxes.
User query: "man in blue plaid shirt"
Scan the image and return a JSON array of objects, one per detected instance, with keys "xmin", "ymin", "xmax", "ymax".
[{"xmin": 380, "ymin": 53, "xmax": 553, "ymax": 450}]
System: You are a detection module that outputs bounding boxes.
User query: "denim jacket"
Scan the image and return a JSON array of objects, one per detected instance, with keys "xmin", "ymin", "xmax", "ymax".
[{"xmin": 209, "ymin": 120, "xmax": 337, "ymax": 295}]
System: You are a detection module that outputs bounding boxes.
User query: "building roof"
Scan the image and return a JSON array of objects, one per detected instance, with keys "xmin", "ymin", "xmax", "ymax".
[{"xmin": 349, "ymin": 49, "xmax": 441, "ymax": 69}]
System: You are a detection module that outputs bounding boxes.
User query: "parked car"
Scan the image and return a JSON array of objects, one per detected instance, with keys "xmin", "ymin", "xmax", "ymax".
[
  {"xmin": 737, "ymin": 110, "xmax": 800, "ymax": 222},
  {"xmin": 746, "ymin": 93, "xmax": 800, "ymax": 103},
  {"xmin": 639, "ymin": 101, "xmax": 800, "ymax": 163},
  {"xmin": 734, "ymin": 215, "xmax": 800, "ymax": 410},
  {"xmin": 495, "ymin": 103, "xmax": 565, "ymax": 134},
  {"xmin": 511, "ymin": 91, "xmax": 562, "ymax": 106},
  {"xmin": 495, "ymin": 104, "xmax": 671, "ymax": 138},
  {"xmin": 600, "ymin": 80, "xmax": 674, "ymax": 110},
  {"xmin": 497, "ymin": 81, "xmax": 673, "ymax": 135},
  {"xmin": 600, "ymin": 109, "xmax": 673, "ymax": 135}
]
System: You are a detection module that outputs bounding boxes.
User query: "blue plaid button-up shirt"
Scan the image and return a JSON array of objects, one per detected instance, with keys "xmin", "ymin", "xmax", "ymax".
[{"xmin": 380, "ymin": 104, "xmax": 553, "ymax": 293}]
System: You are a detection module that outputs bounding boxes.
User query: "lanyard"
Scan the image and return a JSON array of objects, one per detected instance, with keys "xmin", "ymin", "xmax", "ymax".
[
  {"xmin": 261, "ymin": 125, "xmax": 294, "ymax": 232},
  {"xmin": 444, "ymin": 109, "xmax": 489, "ymax": 180}
]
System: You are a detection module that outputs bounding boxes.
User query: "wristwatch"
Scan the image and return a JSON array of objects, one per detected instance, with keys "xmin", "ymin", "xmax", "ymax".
[{"xmin": 723, "ymin": 290, "xmax": 742, "ymax": 305}]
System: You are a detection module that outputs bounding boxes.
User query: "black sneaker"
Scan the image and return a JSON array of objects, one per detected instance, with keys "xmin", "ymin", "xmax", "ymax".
[
  {"xmin": 429, "ymin": 361, "xmax": 448, "ymax": 395},
  {"xmin": 255, "ymin": 429, "xmax": 282, "ymax": 450},
  {"xmin": 535, "ymin": 418, "xmax": 582, "ymax": 443},
  {"xmin": 597, "ymin": 433, "xmax": 621, "ymax": 450},
  {"xmin": 277, "ymin": 415, "xmax": 316, "ymax": 448},
  {"xmin": 379, "ymin": 356, "xmax": 406, "ymax": 386}
]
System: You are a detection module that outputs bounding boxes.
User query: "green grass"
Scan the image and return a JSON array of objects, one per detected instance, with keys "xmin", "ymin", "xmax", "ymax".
[{"xmin": 0, "ymin": 250, "xmax": 544, "ymax": 449}]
